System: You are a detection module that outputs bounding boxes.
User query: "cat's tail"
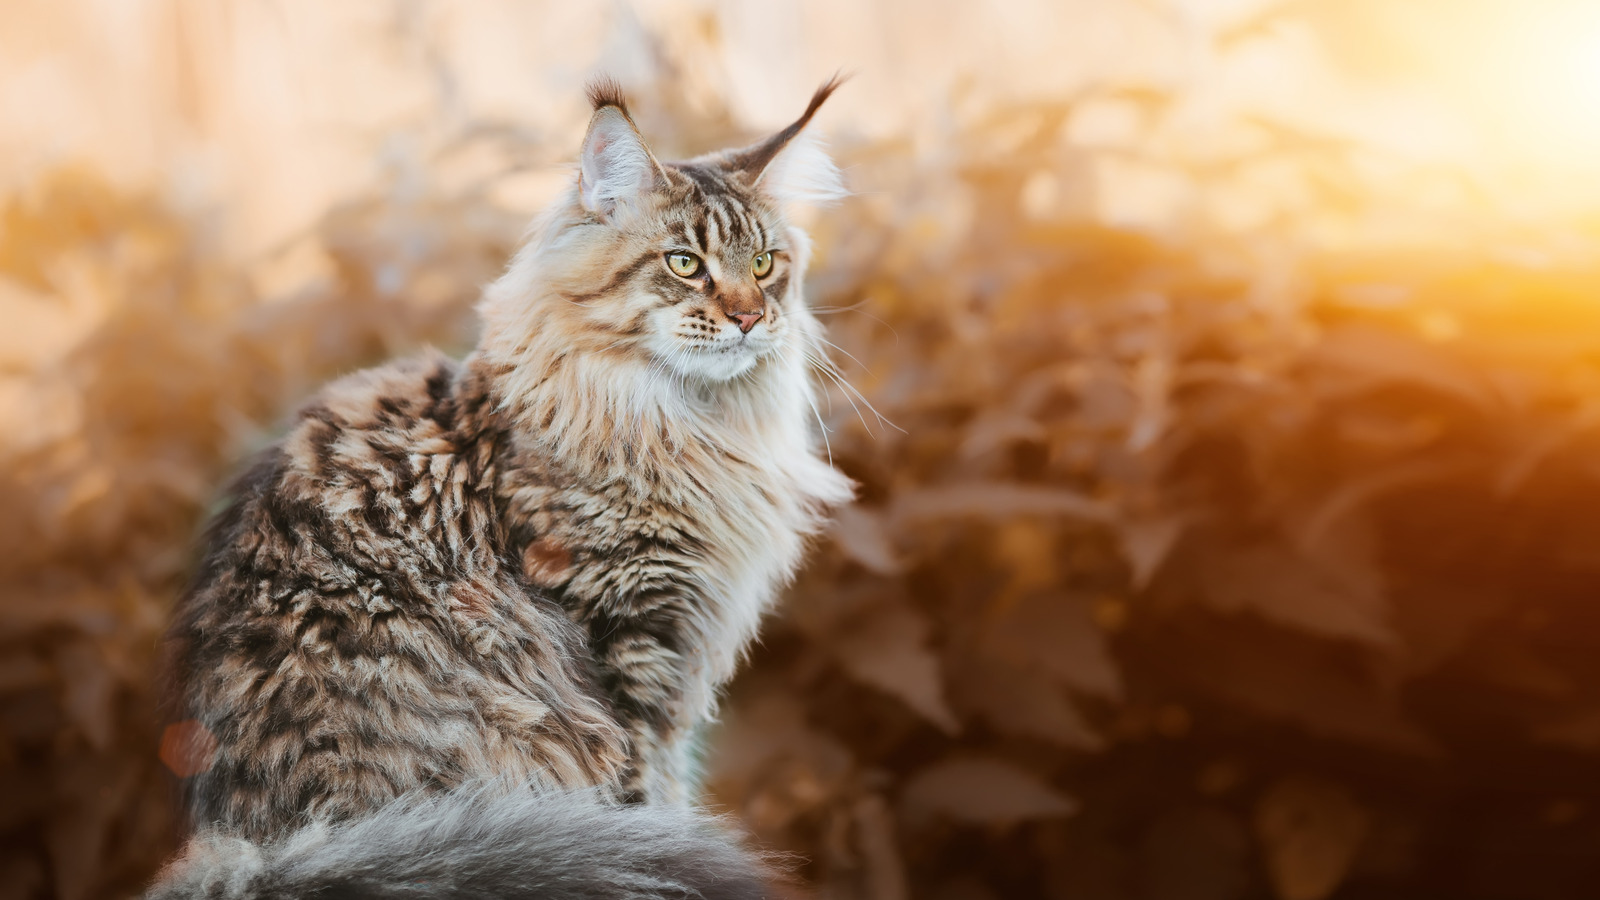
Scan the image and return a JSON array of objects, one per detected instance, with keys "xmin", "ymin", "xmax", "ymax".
[{"xmin": 145, "ymin": 781, "xmax": 776, "ymax": 899}]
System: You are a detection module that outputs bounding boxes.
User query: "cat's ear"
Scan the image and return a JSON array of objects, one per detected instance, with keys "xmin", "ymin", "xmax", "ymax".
[
  {"xmin": 579, "ymin": 78, "xmax": 666, "ymax": 216},
  {"xmin": 728, "ymin": 75, "xmax": 848, "ymax": 206}
]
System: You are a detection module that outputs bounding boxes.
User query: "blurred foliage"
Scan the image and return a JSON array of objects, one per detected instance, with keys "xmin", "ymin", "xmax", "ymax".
[
  {"xmin": 0, "ymin": 165, "xmax": 516, "ymax": 899},
  {"xmin": 7, "ymin": 58, "xmax": 1600, "ymax": 900}
]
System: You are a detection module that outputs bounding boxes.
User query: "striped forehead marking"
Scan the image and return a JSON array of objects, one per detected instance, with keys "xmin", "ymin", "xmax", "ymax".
[{"xmin": 669, "ymin": 164, "xmax": 770, "ymax": 252}]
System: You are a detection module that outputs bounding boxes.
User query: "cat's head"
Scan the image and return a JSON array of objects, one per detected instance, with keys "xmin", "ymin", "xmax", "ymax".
[{"xmin": 483, "ymin": 77, "xmax": 845, "ymax": 386}]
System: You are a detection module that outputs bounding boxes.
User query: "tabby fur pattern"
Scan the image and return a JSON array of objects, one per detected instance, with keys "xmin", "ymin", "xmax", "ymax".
[{"xmin": 153, "ymin": 77, "xmax": 853, "ymax": 897}]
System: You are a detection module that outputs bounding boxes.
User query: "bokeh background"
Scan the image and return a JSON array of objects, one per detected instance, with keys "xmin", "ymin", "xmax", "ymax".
[{"xmin": 7, "ymin": 1, "xmax": 1600, "ymax": 898}]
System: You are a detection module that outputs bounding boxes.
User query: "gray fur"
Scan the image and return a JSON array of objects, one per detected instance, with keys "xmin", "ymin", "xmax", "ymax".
[
  {"xmin": 153, "ymin": 80, "xmax": 850, "ymax": 897},
  {"xmin": 149, "ymin": 781, "xmax": 774, "ymax": 899}
]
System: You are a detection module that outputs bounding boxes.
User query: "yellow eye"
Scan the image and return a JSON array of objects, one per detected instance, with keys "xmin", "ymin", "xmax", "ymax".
[
  {"xmin": 751, "ymin": 252, "xmax": 774, "ymax": 278},
  {"xmin": 666, "ymin": 252, "xmax": 701, "ymax": 278}
]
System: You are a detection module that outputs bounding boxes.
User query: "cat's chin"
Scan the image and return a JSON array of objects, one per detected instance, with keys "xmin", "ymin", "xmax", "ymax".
[{"xmin": 661, "ymin": 343, "xmax": 769, "ymax": 383}]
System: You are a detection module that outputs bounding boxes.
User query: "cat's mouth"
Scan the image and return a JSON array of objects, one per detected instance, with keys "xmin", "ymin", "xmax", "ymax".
[
  {"xmin": 718, "ymin": 332, "xmax": 759, "ymax": 351},
  {"xmin": 662, "ymin": 330, "xmax": 777, "ymax": 382}
]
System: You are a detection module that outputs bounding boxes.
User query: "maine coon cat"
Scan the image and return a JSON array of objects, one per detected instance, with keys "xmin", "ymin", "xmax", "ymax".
[{"xmin": 150, "ymin": 77, "xmax": 853, "ymax": 899}]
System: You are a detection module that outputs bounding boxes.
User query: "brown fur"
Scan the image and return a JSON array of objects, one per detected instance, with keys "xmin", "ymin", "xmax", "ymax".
[
  {"xmin": 163, "ymin": 77, "xmax": 852, "ymax": 850},
  {"xmin": 586, "ymin": 76, "xmax": 630, "ymax": 114}
]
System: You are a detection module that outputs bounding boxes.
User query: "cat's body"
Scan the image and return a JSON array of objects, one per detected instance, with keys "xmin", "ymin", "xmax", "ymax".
[{"xmin": 152, "ymin": 79, "xmax": 852, "ymax": 898}]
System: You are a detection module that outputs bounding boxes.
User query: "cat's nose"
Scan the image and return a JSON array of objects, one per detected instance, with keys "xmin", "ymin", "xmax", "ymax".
[{"xmin": 730, "ymin": 311, "xmax": 764, "ymax": 333}]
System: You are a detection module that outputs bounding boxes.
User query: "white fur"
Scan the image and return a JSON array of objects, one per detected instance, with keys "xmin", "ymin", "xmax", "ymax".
[
  {"xmin": 755, "ymin": 129, "xmax": 847, "ymax": 206},
  {"xmin": 476, "ymin": 91, "xmax": 854, "ymax": 806},
  {"xmin": 479, "ymin": 187, "xmax": 853, "ymax": 750},
  {"xmin": 579, "ymin": 108, "xmax": 661, "ymax": 215}
]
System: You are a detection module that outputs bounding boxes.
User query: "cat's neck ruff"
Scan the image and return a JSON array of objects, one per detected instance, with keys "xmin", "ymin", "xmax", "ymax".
[
  {"xmin": 471, "ymin": 285, "xmax": 852, "ymax": 688},
  {"xmin": 474, "ymin": 306, "xmax": 831, "ymax": 503}
]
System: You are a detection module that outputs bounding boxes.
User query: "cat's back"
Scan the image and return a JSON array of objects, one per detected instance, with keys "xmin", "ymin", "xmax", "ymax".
[{"xmin": 166, "ymin": 350, "xmax": 626, "ymax": 841}]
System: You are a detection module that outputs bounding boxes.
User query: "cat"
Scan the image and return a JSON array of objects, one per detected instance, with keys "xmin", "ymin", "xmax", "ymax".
[{"xmin": 149, "ymin": 76, "xmax": 854, "ymax": 899}]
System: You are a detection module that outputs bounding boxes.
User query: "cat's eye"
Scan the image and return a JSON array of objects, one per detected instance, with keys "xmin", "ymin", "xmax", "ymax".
[
  {"xmin": 751, "ymin": 252, "xmax": 774, "ymax": 279},
  {"xmin": 665, "ymin": 252, "xmax": 702, "ymax": 278}
]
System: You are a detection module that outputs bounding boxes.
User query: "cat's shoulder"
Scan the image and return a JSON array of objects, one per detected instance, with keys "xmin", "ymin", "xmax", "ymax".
[
  {"xmin": 299, "ymin": 348, "xmax": 462, "ymax": 436},
  {"xmin": 276, "ymin": 348, "xmax": 468, "ymax": 480}
]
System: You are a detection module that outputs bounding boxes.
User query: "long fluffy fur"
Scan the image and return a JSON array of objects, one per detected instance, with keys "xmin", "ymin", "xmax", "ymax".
[
  {"xmin": 153, "ymin": 78, "xmax": 851, "ymax": 896},
  {"xmin": 149, "ymin": 781, "xmax": 773, "ymax": 900}
]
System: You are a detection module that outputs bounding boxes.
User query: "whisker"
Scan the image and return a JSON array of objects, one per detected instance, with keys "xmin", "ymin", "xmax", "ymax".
[
  {"xmin": 805, "ymin": 385, "xmax": 834, "ymax": 466},
  {"xmin": 804, "ymin": 340, "xmax": 903, "ymax": 435},
  {"xmin": 804, "ymin": 349, "xmax": 876, "ymax": 437},
  {"xmin": 813, "ymin": 334, "xmax": 875, "ymax": 378},
  {"xmin": 808, "ymin": 304, "xmax": 901, "ymax": 345}
]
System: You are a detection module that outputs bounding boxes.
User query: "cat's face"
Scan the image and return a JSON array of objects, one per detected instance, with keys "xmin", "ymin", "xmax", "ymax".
[
  {"xmin": 590, "ymin": 165, "xmax": 802, "ymax": 382},
  {"xmin": 546, "ymin": 79, "xmax": 843, "ymax": 384}
]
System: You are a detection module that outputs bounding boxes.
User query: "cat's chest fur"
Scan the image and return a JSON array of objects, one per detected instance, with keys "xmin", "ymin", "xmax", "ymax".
[{"xmin": 493, "ymin": 423, "xmax": 816, "ymax": 700}]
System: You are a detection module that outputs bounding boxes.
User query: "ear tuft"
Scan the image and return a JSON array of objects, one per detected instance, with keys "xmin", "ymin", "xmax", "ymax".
[
  {"xmin": 578, "ymin": 99, "xmax": 663, "ymax": 216},
  {"xmin": 726, "ymin": 73, "xmax": 850, "ymax": 207},
  {"xmin": 798, "ymin": 72, "xmax": 847, "ymax": 129},
  {"xmin": 585, "ymin": 76, "xmax": 630, "ymax": 115}
]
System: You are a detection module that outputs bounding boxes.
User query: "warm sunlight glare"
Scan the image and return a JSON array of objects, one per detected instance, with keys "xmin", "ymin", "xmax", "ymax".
[{"xmin": 1480, "ymin": 2, "xmax": 1600, "ymax": 170}]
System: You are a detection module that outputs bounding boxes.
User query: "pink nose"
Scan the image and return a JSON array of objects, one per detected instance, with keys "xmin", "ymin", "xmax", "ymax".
[{"xmin": 731, "ymin": 312, "xmax": 763, "ymax": 333}]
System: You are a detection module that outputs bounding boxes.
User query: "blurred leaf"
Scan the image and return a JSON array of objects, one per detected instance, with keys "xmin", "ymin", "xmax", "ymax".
[
  {"xmin": 831, "ymin": 505, "xmax": 904, "ymax": 575},
  {"xmin": 46, "ymin": 752, "xmax": 139, "ymax": 900},
  {"xmin": 1307, "ymin": 324, "xmax": 1498, "ymax": 411},
  {"xmin": 0, "ymin": 653, "xmax": 50, "ymax": 693},
  {"xmin": 953, "ymin": 659, "xmax": 1104, "ymax": 750},
  {"xmin": 901, "ymin": 758, "xmax": 1078, "ymax": 825},
  {"xmin": 990, "ymin": 519, "xmax": 1059, "ymax": 603},
  {"xmin": 706, "ymin": 689, "xmax": 854, "ymax": 834},
  {"xmin": 832, "ymin": 603, "xmax": 960, "ymax": 734},
  {"xmin": 1388, "ymin": 584, "xmax": 1511, "ymax": 675},
  {"xmin": 1255, "ymin": 777, "xmax": 1370, "ymax": 900},
  {"xmin": 1198, "ymin": 540, "xmax": 1392, "ymax": 646},
  {"xmin": 1294, "ymin": 459, "xmax": 1472, "ymax": 551},
  {"xmin": 1170, "ymin": 618, "xmax": 1433, "ymax": 753},
  {"xmin": 980, "ymin": 593, "xmax": 1122, "ymax": 700},
  {"xmin": 851, "ymin": 794, "xmax": 910, "ymax": 900},
  {"xmin": 959, "ymin": 411, "xmax": 1047, "ymax": 460},
  {"xmin": 53, "ymin": 640, "xmax": 116, "ymax": 752},
  {"xmin": 891, "ymin": 483, "xmax": 1114, "ymax": 525},
  {"xmin": 1116, "ymin": 512, "xmax": 1189, "ymax": 589},
  {"xmin": 1493, "ymin": 406, "xmax": 1600, "ymax": 495}
]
